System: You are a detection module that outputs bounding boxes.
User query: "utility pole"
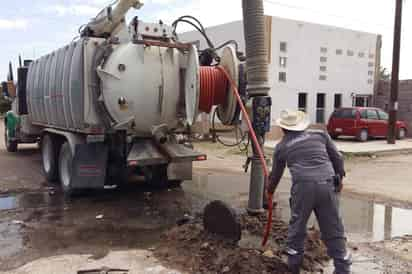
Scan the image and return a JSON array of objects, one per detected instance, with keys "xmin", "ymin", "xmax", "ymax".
[
  {"xmin": 242, "ymin": 0, "xmax": 271, "ymax": 214},
  {"xmin": 387, "ymin": 0, "xmax": 403, "ymax": 144}
]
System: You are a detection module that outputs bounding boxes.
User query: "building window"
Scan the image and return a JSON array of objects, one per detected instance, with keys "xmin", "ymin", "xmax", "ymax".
[
  {"xmin": 298, "ymin": 93, "xmax": 307, "ymax": 112},
  {"xmin": 320, "ymin": 47, "xmax": 328, "ymax": 53},
  {"xmin": 319, "ymin": 75, "xmax": 327, "ymax": 81},
  {"xmin": 316, "ymin": 93, "xmax": 326, "ymax": 123},
  {"xmin": 358, "ymin": 52, "xmax": 365, "ymax": 58},
  {"xmin": 368, "ymin": 70, "xmax": 374, "ymax": 76},
  {"xmin": 279, "ymin": 57, "xmax": 287, "ymax": 68},
  {"xmin": 320, "ymin": 66, "xmax": 327, "ymax": 72},
  {"xmin": 334, "ymin": 94, "xmax": 342, "ymax": 109},
  {"xmin": 280, "ymin": 42, "xmax": 287, "ymax": 52},
  {"xmin": 336, "ymin": 49, "xmax": 343, "ymax": 55},
  {"xmin": 368, "ymin": 62, "xmax": 374, "ymax": 67},
  {"xmin": 347, "ymin": 50, "xmax": 354, "ymax": 56},
  {"xmin": 278, "ymin": 72, "xmax": 287, "ymax": 82},
  {"xmin": 353, "ymin": 95, "xmax": 371, "ymax": 107},
  {"xmin": 320, "ymin": 56, "xmax": 327, "ymax": 62}
]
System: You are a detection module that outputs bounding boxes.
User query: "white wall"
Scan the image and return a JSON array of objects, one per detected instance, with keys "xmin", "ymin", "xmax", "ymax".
[{"xmin": 181, "ymin": 16, "xmax": 379, "ymax": 124}]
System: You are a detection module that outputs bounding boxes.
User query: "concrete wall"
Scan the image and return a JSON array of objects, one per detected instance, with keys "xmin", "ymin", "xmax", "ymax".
[
  {"xmin": 375, "ymin": 80, "xmax": 412, "ymax": 134},
  {"xmin": 181, "ymin": 16, "xmax": 380, "ymax": 128}
]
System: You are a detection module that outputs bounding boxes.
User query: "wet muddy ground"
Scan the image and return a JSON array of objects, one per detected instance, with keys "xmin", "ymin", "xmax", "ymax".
[{"xmin": 1, "ymin": 131, "xmax": 412, "ymax": 273}]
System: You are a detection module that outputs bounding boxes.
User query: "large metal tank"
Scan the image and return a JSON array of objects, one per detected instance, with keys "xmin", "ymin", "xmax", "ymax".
[
  {"xmin": 26, "ymin": 37, "xmax": 195, "ymax": 135},
  {"xmin": 27, "ymin": 38, "xmax": 102, "ymax": 132},
  {"xmin": 97, "ymin": 43, "xmax": 182, "ymax": 135}
]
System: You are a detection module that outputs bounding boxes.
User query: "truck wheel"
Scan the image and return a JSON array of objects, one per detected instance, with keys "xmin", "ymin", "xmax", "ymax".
[
  {"xmin": 41, "ymin": 135, "xmax": 60, "ymax": 181},
  {"xmin": 358, "ymin": 129, "xmax": 368, "ymax": 142},
  {"xmin": 4, "ymin": 127, "xmax": 18, "ymax": 152},
  {"xmin": 59, "ymin": 142, "xmax": 74, "ymax": 196}
]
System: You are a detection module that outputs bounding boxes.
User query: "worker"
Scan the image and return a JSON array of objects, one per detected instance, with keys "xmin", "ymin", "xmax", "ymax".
[{"xmin": 267, "ymin": 110, "xmax": 351, "ymax": 274}]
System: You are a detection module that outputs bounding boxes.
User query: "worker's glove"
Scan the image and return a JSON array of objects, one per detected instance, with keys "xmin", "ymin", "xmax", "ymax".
[{"xmin": 333, "ymin": 175, "xmax": 343, "ymax": 193}]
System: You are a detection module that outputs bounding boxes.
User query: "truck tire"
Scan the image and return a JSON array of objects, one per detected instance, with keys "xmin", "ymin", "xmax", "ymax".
[
  {"xmin": 59, "ymin": 142, "xmax": 74, "ymax": 196},
  {"xmin": 4, "ymin": 127, "xmax": 18, "ymax": 152},
  {"xmin": 41, "ymin": 134, "xmax": 60, "ymax": 181}
]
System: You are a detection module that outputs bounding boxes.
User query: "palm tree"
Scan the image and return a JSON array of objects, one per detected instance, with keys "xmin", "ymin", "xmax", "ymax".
[{"xmin": 380, "ymin": 67, "xmax": 391, "ymax": 81}]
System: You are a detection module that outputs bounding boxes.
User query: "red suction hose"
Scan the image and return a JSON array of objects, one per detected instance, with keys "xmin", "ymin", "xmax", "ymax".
[
  {"xmin": 214, "ymin": 66, "xmax": 273, "ymax": 247},
  {"xmin": 199, "ymin": 66, "xmax": 229, "ymax": 113}
]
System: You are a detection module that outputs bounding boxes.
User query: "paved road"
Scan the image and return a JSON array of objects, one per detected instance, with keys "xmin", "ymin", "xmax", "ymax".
[{"xmin": 1, "ymin": 122, "xmax": 412, "ymax": 273}]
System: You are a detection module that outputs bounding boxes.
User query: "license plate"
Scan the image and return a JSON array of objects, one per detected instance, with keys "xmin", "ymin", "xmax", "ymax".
[{"xmin": 335, "ymin": 128, "xmax": 343, "ymax": 133}]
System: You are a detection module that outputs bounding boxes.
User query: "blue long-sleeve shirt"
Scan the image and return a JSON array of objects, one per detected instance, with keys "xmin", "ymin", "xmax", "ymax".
[{"xmin": 268, "ymin": 130, "xmax": 345, "ymax": 192}]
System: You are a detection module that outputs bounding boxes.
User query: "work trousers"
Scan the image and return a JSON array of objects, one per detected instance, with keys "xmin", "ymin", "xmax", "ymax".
[{"xmin": 286, "ymin": 180, "xmax": 351, "ymax": 274}]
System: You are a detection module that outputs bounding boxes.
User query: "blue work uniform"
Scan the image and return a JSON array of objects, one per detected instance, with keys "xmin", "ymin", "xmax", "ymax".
[{"xmin": 268, "ymin": 130, "xmax": 351, "ymax": 274}]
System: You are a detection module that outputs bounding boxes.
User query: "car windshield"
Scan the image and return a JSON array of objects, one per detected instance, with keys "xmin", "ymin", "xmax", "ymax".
[{"xmin": 332, "ymin": 109, "xmax": 356, "ymax": 119}]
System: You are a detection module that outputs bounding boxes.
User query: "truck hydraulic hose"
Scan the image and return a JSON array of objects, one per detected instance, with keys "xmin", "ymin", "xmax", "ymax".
[{"xmin": 216, "ymin": 66, "xmax": 273, "ymax": 247}]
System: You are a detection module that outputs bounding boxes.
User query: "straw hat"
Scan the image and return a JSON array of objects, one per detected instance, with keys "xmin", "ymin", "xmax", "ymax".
[{"xmin": 276, "ymin": 110, "xmax": 310, "ymax": 131}]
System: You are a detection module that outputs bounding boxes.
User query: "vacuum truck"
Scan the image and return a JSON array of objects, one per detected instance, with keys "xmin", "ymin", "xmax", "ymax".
[{"xmin": 3, "ymin": 0, "xmax": 251, "ymax": 196}]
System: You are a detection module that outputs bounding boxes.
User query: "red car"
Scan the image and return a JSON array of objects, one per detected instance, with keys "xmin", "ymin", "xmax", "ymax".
[{"xmin": 327, "ymin": 107, "xmax": 408, "ymax": 141}]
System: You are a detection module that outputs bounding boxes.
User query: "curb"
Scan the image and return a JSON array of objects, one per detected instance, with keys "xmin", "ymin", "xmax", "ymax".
[
  {"xmin": 341, "ymin": 148, "xmax": 412, "ymax": 158},
  {"xmin": 264, "ymin": 144, "xmax": 412, "ymax": 158}
]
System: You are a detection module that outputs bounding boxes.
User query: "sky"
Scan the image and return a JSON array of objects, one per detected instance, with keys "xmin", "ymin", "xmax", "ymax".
[{"xmin": 0, "ymin": 0, "xmax": 411, "ymax": 81}]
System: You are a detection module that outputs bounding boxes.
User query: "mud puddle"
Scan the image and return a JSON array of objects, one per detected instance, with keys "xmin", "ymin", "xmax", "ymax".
[
  {"xmin": 0, "ymin": 184, "xmax": 195, "ymax": 271},
  {"xmin": 1, "ymin": 170, "xmax": 412, "ymax": 273},
  {"xmin": 184, "ymin": 172, "xmax": 412, "ymax": 243},
  {"xmin": 184, "ymin": 172, "xmax": 412, "ymax": 273}
]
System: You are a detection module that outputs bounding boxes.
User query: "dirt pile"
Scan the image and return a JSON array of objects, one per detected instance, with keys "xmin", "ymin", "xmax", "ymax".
[{"xmin": 154, "ymin": 213, "xmax": 329, "ymax": 274}]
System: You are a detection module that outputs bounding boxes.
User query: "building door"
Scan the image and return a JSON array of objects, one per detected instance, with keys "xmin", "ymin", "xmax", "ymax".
[
  {"xmin": 334, "ymin": 94, "xmax": 342, "ymax": 109},
  {"xmin": 298, "ymin": 93, "xmax": 307, "ymax": 112},
  {"xmin": 316, "ymin": 93, "xmax": 326, "ymax": 123}
]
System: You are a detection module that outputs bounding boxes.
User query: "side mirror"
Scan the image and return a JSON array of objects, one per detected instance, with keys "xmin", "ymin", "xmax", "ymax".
[{"xmin": 6, "ymin": 81, "xmax": 16, "ymax": 98}]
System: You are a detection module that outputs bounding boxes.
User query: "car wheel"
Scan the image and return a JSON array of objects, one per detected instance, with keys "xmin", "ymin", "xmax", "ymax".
[
  {"xmin": 397, "ymin": 128, "xmax": 407, "ymax": 140},
  {"xmin": 59, "ymin": 142, "xmax": 74, "ymax": 197},
  {"xmin": 4, "ymin": 126, "xmax": 18, "ymax": 152},
  {"xmin": 358, "ymin": 129, "xmax": 368, "ymax": 142},
  {"xmin": 41, "ymin": 134, "xmax": 60, "ymax": 182}
]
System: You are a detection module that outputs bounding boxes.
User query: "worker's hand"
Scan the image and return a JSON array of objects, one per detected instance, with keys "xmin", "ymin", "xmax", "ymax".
[{"xmin": 263, "ymin": 191, "xmax": 277, "ymax": 210}]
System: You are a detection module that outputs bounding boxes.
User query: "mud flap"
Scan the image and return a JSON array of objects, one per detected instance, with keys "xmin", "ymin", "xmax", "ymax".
[{"xmin": 71, "ymin": 143, "xmax": 108, "ymax": 189}]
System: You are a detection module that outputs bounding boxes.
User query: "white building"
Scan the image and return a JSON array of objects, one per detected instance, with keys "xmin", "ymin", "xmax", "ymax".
[{"xmin": 181, "ymin": 16, "xmax": 381, "ymax": 125}]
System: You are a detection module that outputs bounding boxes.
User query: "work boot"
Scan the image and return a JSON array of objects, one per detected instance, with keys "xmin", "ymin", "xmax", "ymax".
[
  {"xmin": 288, "ymin": 265, "xmax": 300, "ymax": 274},
  {"xmin": 286, "ymin": 248, "xmax": 303, "ymax": 274},
  {"xmin": 333, "ymin": 252, "xmax": 352, "ymax": 274}
]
